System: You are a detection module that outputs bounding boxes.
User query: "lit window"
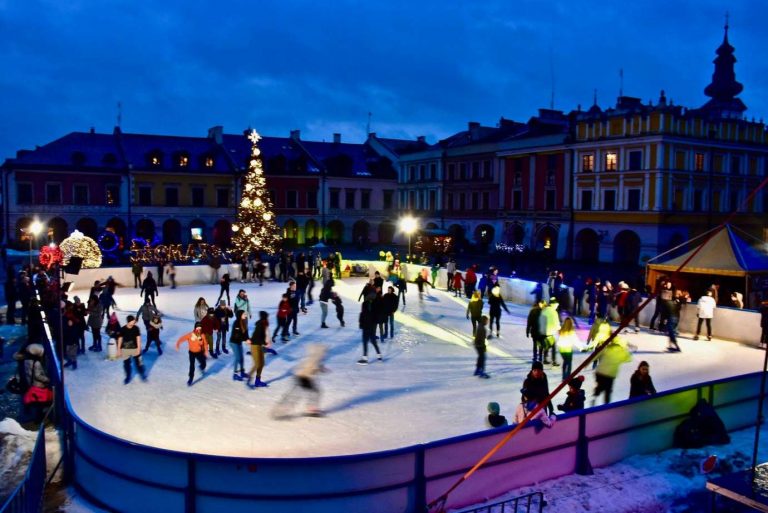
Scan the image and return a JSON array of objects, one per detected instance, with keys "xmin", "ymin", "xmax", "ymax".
[
  {"xmin": 179, "ymin": 155, "xmax": 189, "ymax": 167},
  {"xmin": 605, "ymin": 152, "xmax": 617, "ymax": 171},
  {"xmin": 205, "ymin": 157, "xmax": 214, "ymax": 168},
  {"xmin": 582, "ymin": 154, "xmax": 594, "ymax": 172},
  {"xmin": 190, "ymin": 228, "xmax": 203, "ymax": 241},
  {"xmin": 695, "ymin": 153, "xmax": 705, "ymax": 171},
  {"xmin": 151, "ymin": 156, "xmax": 160, "ymax": 166}
]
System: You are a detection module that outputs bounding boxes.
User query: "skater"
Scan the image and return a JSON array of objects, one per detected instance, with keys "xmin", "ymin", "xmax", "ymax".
[
  {"xmin": 216, "ymin": 273, "xmax": 231, "ymax": 305},
  {"xmin": 176, "ymin": 322, "xmax": 208, "ymax": 386},
  {"xmin": 383, "ymin": 286, "xmax": 398, "ymax": 337},
  {"xmin": 117, "ymin": 315, "xmax": 146, "ymax": 384},
  {"xmin": 430, "ymin": 263, "xmax": 440, "ymax": 288},
  {"xmin": 273, "ymin": 344, "xmax": 328, "ymax": 418},
  {"xmin": 473, "ymin": 315, "xmax": 490, "ymax": 378},
  {"xmin": 201, "ymin": 307, "xmax": 221, "ymax": 357},
  {"xmin": 522, "ymin": 360, "xmax": 554, "ymax": 415},
  {"xmin": 357, "ymin": 278, "xmax": 375, "ymax": 302},
  {"xmin": 156, "ymin": 262, "xmax": 164, "ymax": 287},
  {"xmin": 452, "ymin": 271, "xmax": 463, "ymax": 297},
  {"xmin": 131, "ymin": 261, "xmax": 143, "ymax": 288},
  {"xmin": 193, "ymin": 297, "xmax": 210, "ymax": 323},
  {"xmin": 357, "ymin": 293, "xmax": 382, "ymax": 365},
  {"xmin": 446, "ymin": 258, "xmax": 456, "ymax": 292},
  {"xmin": 414, "ymin": 272, "xmax": 431, "ymax": 301},
  {"xmin": 395, "ymin": 275, "xmax": 408, "ymax": 306},
  {"xmin": 136, "ymin": 296, "xmax": 160, "ymax": 339},
  {"xmin": 86, "ymin": 294, "xmax": 103, "ymax": 351},
  {"xmin": 296, "ymin": 270, "xmax": 309, "ymax": 312},
  {"xmin": 247, "ymin": 310, "xmax": 277, "ymax": 387},
  {"xmin": 286, "ymin": 281, "xmax": 301, "ymax": 336},
  {"xmin": 486, "ymin": 402, "xmax": 508, "ymax": 428},
  {"xmin": 140, "ymin": 271, "xmax": 158, "ymax": 307},
  {"xmin": 557, "ymin": 376, "xmax": 586, "ymax": 413},
  {"xmin": 273, "ymin": 293, "xmax": 291, "ymax": 342},
  {"xmin": 591, "ymin": 335, "xmax": 632, "ymax": 406},
  {"xmin": 629, "ymin": 361, "xmax": 657, "ymax": 398},
  {"xmin": 71, "ymin": 296, "xmax": 88, "ymax": 354},
  {"xmin": 166, "ymin": 262, "xmax": 177, "ymax": 289},
  {"xmin": 332, "ymin": 291, "xmax": 345, "ymax": 327},
  {"xmin": 557, "ymin": 317, "xmax": 580, "ymax": 381},
  {"xmin": 373, "ymin": 289, "xmax": 388, "ymax": 339},
  {"xmin": 234, "ymin": 289, "xmax": 251, "ymax": 319},
  {"xmin": 526, "ymin": 300, "xmax": 545, "ymax": 362},
  {"xmin": 665, "ymin": 290, "xmax": 687, "ymax": 352},
  {"xmin": 214, "ymin": 300, "xmax": 233, "ymax": 355},
  {"xmin": 143, "ymin": 314, "xmax": 163, "ymax": 355},
  {"xmin": 539, "ymin": 299, "xmax": 561, "ymax": 366},
  {"xmin": 514, "ymin": 390, "xmax": 556, "ymax": 428},
  {"xmin": 693, "ymin": 289, "xmax": 716, "ymax": 341},
  {"xmin": 487, "ymin": 285, "xmax": 510, "ymax": 338},
  {"xmin": 229, "ymin": 310, "xmax": 249, "ymax": 382},
  {"xmin": 463, "ymin": 265, "xmax": 477, "ymax": 299},
  {"xmin": 319, "ymin": 279, "xmax": 333, "ymax": 328},
  {"xmin": 466, "ymin": 290, "xmax": 483, "ymax": 336}
]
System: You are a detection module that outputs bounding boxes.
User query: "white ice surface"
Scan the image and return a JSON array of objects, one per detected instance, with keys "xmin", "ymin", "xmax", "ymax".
[{"xmin": 65, "ymin": 278, "xmax": 765, "ymax": 458}]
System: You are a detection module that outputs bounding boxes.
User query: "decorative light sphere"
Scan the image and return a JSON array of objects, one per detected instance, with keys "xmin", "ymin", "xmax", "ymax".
[
  {"xmin": 263, "ymin": 213, "xmax": 272, "ymax": 221},
  {"xmin": 254, "ymin": 198, "xmax": 263, "ymax": 207},
  {"xmin": 244, "ymin": 226, "xmax": 252, "ymax": 235},
  {"xmin": 245, "ymin": 184, "xmax": 253, "ymax": 192},
  {"xmin": 232, "ymin": 225, "xmax": 239, "ymax": 232}
]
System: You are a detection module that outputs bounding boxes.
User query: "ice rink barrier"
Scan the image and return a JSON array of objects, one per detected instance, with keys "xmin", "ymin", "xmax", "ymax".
[{"xmin": 68, "ymin": 372, "xmax": 765, "ymax": 512}]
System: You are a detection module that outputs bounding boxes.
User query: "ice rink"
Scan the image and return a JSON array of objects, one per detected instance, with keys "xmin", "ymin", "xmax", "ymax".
[{"xmin": 64, "ymin": 277, "xmax": 766, "ymax": 457}]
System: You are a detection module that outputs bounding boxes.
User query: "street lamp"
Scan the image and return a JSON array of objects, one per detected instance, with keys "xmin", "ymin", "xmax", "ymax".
[
  {"xmin": 27, "ymin": 220, "xmax": 43, "ymax": 268},
  {"xmin": 399, "ymin": 216, "xmax": 417, "ymax": 261}
]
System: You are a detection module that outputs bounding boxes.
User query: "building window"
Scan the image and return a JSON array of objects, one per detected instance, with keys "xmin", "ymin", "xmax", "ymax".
[
  {"xmin": 285, "ymin": 190, "xmax": 297, "ymax": 209},
  {"xmin": 460, "ymin": 162, "xmax": 468, "ymax": 180},
  {"xmin": 447, "ymin": 163, "xmax": 455, "ymax": 181},
  {"xmin": 628, "ymin": 151, "xmax": 643, "ymax": 170},
  {"xmin": 627, "ymin": 189, "xmax": 641, "ymax": 210},
  {"xmin": 514, "ymin": 172, "xmax": 522, "ymax": 186},
  {"xmin": 138, "ymin": 185, "xmax": 152, "ymax": 206},
  {"xmin": 345, "ymin": 190, "xmax": 355, "ymax": 209},
  {"xmin": 483, "ymin": 160, "xmax": 492, "ymax": 179},
  {"xmin": 471, "ymin": 192, "xmax": 479, "ymax": 210},
  {"xmin": 383, "ymin": 190, "xmax": 394, "ymax": 210},
  {"xmin": 482, "ymin": 191, "xmax": 490, "ymax": 210},
  {"xmin": 330, "ymin": 189, "xmax": 340, "ymax": 209},
  {"xmin": 408, "ymin": 165, "xmax": 415, "ymax": 182},
  {"xmin": 205, "ymin": 157, "xmax": 215, "ymax": 168},
  {"xmin": 581, "ymin": 190, "xmax": 592, "ymax": 211},
  {"xmin": 446, "ymin": 193, "xmax": 454, "ymax": 210},
  {"xmin": 429, "ymin": 190, "xmax": 437, "ymax": 211},
  {"xmin": 582, "ymin": 154, "xmax": 594, "ymax": 172},
  {"xmin": 361, "ymin": 190, "xmax": 371, "ymax": 210},
  {"xmin": 418, "ymin": 164, "xmax": 425, "ymax": 181},
  {"xmin": 307, "ymin": 190, "xmax": 318, "ymax": 209},
  {"xmin": 46, "ymin": 183, "xmax": 61, "ymax": 204},
  {"xmin": 693, "ymin": 190, "xmax": 703, "ymax": 212},
  {"xmin": 459, "ymin": 194, "xmax": 466, "ymax": 211},
  {"xmin": 192, "ymin": 187, "xmax": 205, "ymax": 207},
  {"xmin": 545, "ymin": 190, "xmax": 556, "ymax": 211},
  {"xmin": 695, "ymin": 152, "xmax": 705, "ymax": 171},
  {"xmin": 730, "ymin": 155, "xmax": 741, "ymax": 175},
  {"xmin": 165, "ymin": 187, "xmax": 179, "ymax": 207},
  {"xmin": 429, "ymin": 163, "xmax": 436, "ymax": 181},
  {"xmin": 675, "ymin": 150, "xmax": 686, "ymax": 170},
  {"xmin": 178, "ymin": 154, "xmax": 189, "ymax": 167},
  {"xmin": 17, "ymin": 183, "xmax": 33, "ymax": 204},
  {"xmin": 73, "ymin": 184, "xmax": 89, "ymax": 205},
  {"xmin": 512, "ymin": 190, "xmax": 523, "ymax": 210},
  {"xmin": 472, "ymin": 161, "xmax": 480, "ymax": 179},
  {"xmin": 106, "ymin": 184, "xmax": 120, "ymax": 206},
  {"xmin": 603, "ymin": 190, "xmax": 616, "ymax": 211},
  {"xmin": 409, "ymin": 191, "xmax": 416, "ymax": 209},
  {"xmin": 148, "ymin": 152, "xmax": 162, "ymax": 167},
  {"xmin": 713, "ymin": 154, "xmax": 723, "ymax": 173},
  {"xmin": 216, "ymin": 188, "xmax": 229, "ymax": 208},
  {"xmin": 605, "ymin": 152, "xmax": 617, "ymax": 171},
  {"xmin": 547, "ymin": 170, "xmax": 556, "ymax": 186}
]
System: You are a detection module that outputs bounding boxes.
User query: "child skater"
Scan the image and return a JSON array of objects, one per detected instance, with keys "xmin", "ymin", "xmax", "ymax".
[{"xmin": 143, "ymin": 314, "xmax": 163, "ymax": 355}]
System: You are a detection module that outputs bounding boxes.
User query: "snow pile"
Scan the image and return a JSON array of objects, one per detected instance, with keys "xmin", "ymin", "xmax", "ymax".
[
  {"xmin": 452, "ymin": 422, "xmax": 767, "ymax": 513},
  {"xmin": 0, "ymin": 417, "xmax": 64, "ymax": 501}
]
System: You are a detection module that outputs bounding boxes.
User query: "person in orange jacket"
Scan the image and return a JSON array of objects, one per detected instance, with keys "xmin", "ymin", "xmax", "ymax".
[{"xmin": 176, "ymin": 322, "xmax": 208, "ymax": 386}]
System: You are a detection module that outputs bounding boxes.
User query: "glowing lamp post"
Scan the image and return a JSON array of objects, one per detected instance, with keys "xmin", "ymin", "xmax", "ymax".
[
  {"xmin": 399, "ymin": 216, "xmax": 417, "ymax": 261},
  {"xmin": 27, "ymin": 220, "xmax": 43, "ymax": 268}
]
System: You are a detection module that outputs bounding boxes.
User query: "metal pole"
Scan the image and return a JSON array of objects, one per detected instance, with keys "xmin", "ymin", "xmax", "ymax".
[{"xmin": 751, "ymin": 342, "xmax": 768, "ymax": 483}]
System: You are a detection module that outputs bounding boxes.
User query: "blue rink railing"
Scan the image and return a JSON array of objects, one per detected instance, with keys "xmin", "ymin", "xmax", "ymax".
[{"xmin": 66, "ymin": 371, "xmax": 766, "ymax": 513}]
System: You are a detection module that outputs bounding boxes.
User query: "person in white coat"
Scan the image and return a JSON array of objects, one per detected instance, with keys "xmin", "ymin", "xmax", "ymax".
[{"xmin": 694, "ymin": 289, "xmax": 716, "ymax": 341}]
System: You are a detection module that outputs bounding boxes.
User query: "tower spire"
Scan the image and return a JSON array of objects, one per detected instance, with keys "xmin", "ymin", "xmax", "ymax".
[{"xmin": 701, "ymin": 16, "xmax": 746, "ymax": 117}]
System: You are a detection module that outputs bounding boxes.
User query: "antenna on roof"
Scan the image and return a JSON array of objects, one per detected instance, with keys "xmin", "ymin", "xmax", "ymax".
[
  {"xmin": 116, "ymin": 101, "xmax": 122, "ymax": 129},
  {"xmin": 549, "ymin": 47, "xmax": 556, "ymax": 110},
  {"xmin": 619, "ymin": 68, "xmax": 624, "ymax": 97},
  {"xmin": 366, "ymin": 112, "xmax": 372, "ymax": 135}
]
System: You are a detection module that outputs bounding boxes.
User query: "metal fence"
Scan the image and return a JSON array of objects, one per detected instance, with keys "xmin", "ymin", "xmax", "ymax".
[
  {"xmin": 0, "ymin": 412, "xmax": 49, "ymax": 513},
  {"xmin": 457, "ymin": 491, "xmax": 546, "ymax": 513}
]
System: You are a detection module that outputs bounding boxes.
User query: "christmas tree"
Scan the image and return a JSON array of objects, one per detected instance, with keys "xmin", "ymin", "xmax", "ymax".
[{"xmin": 231, "ymin": 130, "xmax": 281, "ymax": 257}]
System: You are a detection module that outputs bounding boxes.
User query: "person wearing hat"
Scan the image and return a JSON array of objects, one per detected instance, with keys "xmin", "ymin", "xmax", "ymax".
[
  {"xmin": 117, "ymin": 315, "xmax": 146, "ymax": 384},
  {"xmin": 214, "ymin": 300, "xmax": 233, "ymax": 355},
  {"xmin": 486, "ymin": 402, "xmax": 508, "ymax": 428},
  {"xmin": 522, "ymin": 361, "xmax": 553, "ymax": 415},
  {"xmin": 514, "ymin": 388, "xmax": 556, "ymax": 428},
  {"xmin": 201, "ymin": 307, "xmax": 222, "ymax": 357},
  {"xmin": 487, "ymin": 285, "xmax": 510, "ymax": 339},
  {"xmin": 176, "ymin": 322, "xmax": 208, "ymax": 386},
  {"xmin": 557, "ymin": 376, "xmax": 586, "ymax": 412}
]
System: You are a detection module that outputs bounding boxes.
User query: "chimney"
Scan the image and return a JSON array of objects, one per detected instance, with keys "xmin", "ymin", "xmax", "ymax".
[
  {"xmin": 468, "ymin": 121, "xmax": 480, "ymax": 130},
  {"xmin": 417, "ymin": 136, "xmax": 426, "ymax": 144},
  {"xmin": 333, "ymin": 133, "xmax": 341, "ymax": 144},
  {"xmin": 89, "ymin": 127, "xmax": 95, "ymax": 134},
  {"xmin": 290, "ymin": 129, "xmax": 301, "ymax": 140},
  {"xmin": 207, "ymin": 126, "xmax": 223, "ymax": 144}
]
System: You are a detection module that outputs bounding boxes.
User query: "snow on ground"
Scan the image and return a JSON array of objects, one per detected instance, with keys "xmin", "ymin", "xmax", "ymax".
[
  {"xmin": 0, "ymin": 418, "xmax": 63, "ymax": 501},
  {"xmin": 65, "ymin": 278, "xmax": 765, "ymax": 458}
]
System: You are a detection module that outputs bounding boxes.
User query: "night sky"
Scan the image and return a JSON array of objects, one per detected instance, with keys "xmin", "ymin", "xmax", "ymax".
[{"xmin": 2, "ymin": 1, "xmax": 767, "ymax": 160}]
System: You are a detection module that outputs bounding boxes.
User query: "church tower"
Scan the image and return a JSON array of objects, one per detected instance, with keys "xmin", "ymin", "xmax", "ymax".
[{"xmin": 700, "ymin": 16, "xmax": 747, "ymax": 118}]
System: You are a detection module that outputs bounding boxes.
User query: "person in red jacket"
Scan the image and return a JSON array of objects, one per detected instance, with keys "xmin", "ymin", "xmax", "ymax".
[
  {"xmin": 452, "ymin": 271, "xmax": 464, "ymax": 298},
  {"xmin": 272, "ymin": 293, "xmax": 292, "ymax": 342},
  {"xmin": 464, "ymin": 266, "xmax": 478, "ymax": 298},
  {"xmin": 200, "ymin": 307, "xmax": 221, "ymax": 358}
]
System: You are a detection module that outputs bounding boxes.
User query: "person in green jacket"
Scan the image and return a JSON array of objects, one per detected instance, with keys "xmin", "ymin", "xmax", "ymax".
[
  {"xmin": 592, "ymin": 336, "xmax": 632, "ymax": 406},
  {"xmin": 538, "ymin": 299, "xmax": 561, "ymax": 366},
  {"xmin": 466, "ymin": 291, "xmax": 484, "ymax": 336}
]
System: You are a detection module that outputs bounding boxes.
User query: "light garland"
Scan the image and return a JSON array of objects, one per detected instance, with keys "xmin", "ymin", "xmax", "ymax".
[{"xmin": 60, "ymin": 230, "xmax": 102, "ymax": 268}]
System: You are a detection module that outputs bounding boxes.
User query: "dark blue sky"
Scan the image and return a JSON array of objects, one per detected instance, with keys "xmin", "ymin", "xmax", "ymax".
[{"xmin": 2, "ymin": 1, "xmax": 767, "ymax": 160}]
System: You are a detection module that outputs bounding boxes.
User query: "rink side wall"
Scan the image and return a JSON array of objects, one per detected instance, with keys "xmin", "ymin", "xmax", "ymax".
[
  {"xmin": 68, "ymin": 372, "xmax": 765, "ymax": 513},
  {"xmin": 67, "ymin": 261, "xmax": 763, "ymax": 346}
]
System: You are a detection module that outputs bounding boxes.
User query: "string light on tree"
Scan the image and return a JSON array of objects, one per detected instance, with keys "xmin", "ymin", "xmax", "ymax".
[{"xmin": 231, "ymin": 129, "xmax": 281, "ymax": 257}]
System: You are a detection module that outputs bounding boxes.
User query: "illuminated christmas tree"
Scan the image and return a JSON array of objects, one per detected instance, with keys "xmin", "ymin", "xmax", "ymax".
[{"xmin": 231, "ymin": 130, "xmax": 281, "ymax": 257}]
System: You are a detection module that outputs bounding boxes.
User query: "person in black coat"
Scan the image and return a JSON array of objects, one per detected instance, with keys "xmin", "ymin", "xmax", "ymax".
[
  {"xmin": 522, "ymin": 361, "xmax": 553, "ymax": 415},
  {"xmin": 526, "ymin": 301, "xmax": 545, "ymax": 362},
  {"xmin": 557, "ymin": 376, "xmax": 586, "ymax": 412},
  {"xmin": 319, "ymin": 279, "xmax": 334, "ymax": 328},
  {"xmin": 373, "ymin": 289, "xmax": 388, "ymax": 340},
  {"xmin": 629, "ymin": 361, "xmax": 657, "ymax": 398},
  {"xmin": 395, "ymin": 276, "xmax": 407, "ymax": 306},
  {"xmin": 140, "ymin": 271, "xmax": 158, "ymax": 307},
  {"xmin": 487, "ymin": 285, "xmax": 510, "ymax": 339},
  {"xmin": 216, "ymin": 273, "xmax": 231, "ymax": 305},
  {"xmin": 357, "ymin": 293, "xmax": 381, "ymax": 365},
  {"xmin": 759, "ymin": 299, "xmax": 768, "ymax": 347},
  {"xmin": 382, "ymin": 286, "xmax": 398, "ymax": 338}
]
